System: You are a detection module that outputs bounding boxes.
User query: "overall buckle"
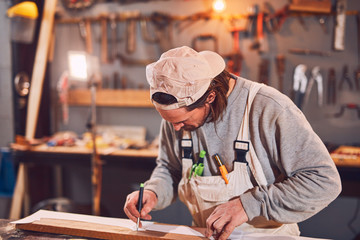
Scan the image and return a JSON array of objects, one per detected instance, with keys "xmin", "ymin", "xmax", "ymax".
[{"xmin": 234, "ymin": 140, "xmax": 249, "ymax": 164}]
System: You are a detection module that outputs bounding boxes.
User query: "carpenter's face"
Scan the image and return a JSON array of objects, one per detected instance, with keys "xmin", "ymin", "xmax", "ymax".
[{"xmin": 156, "ymin": 105, "xmax": 209, "ymax": 131}]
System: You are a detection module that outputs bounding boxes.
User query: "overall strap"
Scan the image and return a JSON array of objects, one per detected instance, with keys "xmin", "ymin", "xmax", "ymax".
[
  {"xmin": 235, "ymin": 81, "xmax": 268, "ymax": 186},
  {"xmin": 181, "ymin": 131, "xmax": 193, "ymax": 160}
]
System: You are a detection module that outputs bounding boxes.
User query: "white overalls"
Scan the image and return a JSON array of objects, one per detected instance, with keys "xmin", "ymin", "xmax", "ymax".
[{"xmin": 178, "ymin": 82, "xmax": 300, "ymax": 236}]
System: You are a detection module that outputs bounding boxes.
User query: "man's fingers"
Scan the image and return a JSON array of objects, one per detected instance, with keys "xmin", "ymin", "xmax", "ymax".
[
  {"xmin": 123, "ymin": 191, "xmax": 140, "ymax": 222},
  {"xmin": 217, "ymin": 223, "xmax": 235, "ymax": 240},
  {"xmin": 124, "ymin": 207, "xmax": 138, "ymax": 223},
  {"xmin": 205, "ymin": 212, "xmax": 221, "ymax": 238},
  {"xmin": 124, "ymin": 189, "xmax": 158, "ymax": 225}
]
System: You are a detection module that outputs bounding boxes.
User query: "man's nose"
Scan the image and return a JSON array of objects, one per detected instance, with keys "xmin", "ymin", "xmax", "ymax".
[{"xmin": 172, "ymin": 122, "xmax": 184, "ymax": 131}]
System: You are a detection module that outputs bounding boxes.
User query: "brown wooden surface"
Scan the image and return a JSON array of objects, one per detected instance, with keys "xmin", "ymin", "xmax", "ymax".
[
  {"xmin": 331, "ymin": 146, "xmax": 360, "ymax": 168},
  {"xmin": 28, "ymin": 144, "xmax": 158, "ymax": 158},
  {"xmin": 68, "ymin": 89, "xmax": 153, "ymax": 107},
  {"xmin": 15, "ymin": 218, "xmax": 207, "ymax": 240}
]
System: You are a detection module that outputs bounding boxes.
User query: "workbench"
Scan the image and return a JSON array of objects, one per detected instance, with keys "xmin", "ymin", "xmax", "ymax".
[
  {"xmin": 9, "ymin": 144, "xmax": 360, "ymax": 220},
  {"xmin": 12, "ymin": 144, "xmax": 158, "ymax": 167},
  {"xmin": 10, "ymin": 145, "xmax": 158, "ymax": 219}
]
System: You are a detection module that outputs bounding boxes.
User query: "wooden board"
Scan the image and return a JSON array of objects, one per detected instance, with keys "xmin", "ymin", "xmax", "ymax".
[
  {"xmin": 11, "ymin": 0, "xmax": 58, "ymax": 220},
  {"xmin": 16, "ymin": 218, "xmax": 207, "ymax": 240},
  {"xmin": 68, "ymin": 89, "xmax": 153, "ymax": 107}
]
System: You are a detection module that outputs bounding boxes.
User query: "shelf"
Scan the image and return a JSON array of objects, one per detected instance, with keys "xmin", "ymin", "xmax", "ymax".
[{"xmin": 68, "ymin": 89, "xmax": 153, "ymax": 108}]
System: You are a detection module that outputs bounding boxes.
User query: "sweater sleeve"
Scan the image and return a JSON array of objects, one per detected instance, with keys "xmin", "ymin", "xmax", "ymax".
[
  {"xmin": 240, "ymin": 104, "xmax": 342, "ymax": 223},
  {"xmin": 144, "ymin": 120, "xmax": 183, "ymax": 210}
]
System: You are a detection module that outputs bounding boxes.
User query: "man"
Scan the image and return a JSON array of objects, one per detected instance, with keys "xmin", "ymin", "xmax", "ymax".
[{"xmin": 124, "ymin": 46, "xmax": 341, "ymax": 240}]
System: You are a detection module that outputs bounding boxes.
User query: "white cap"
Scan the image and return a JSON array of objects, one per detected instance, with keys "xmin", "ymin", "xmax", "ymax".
[{"xmin": 146, "ymin": 46, "xmax": 225, "ymax": 110}]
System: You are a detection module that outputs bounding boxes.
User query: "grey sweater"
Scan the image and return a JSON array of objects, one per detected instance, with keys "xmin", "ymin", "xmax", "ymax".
[{"xmin": 145, "ymin": 76, "xmax": 341, "ymax": 223}]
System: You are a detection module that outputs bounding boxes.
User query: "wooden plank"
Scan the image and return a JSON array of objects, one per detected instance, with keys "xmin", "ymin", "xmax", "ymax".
[
  {"xmin": 26, "ymin": 0, "xmax": 57, "ymax": 139},
  {"xmin": 9, "ymin": 164, "xmax": 25, "ymax": 219},
  {"xmin": 16, "ymin": 218, "xmax": 207, "ymax": 240},
  {"xmin": 10, "ymin": 0, "xmax": 58, "ymax": 220},
  {"xmin": 68, "ymin": 89, "xmax": 153, "ymax": 107}
]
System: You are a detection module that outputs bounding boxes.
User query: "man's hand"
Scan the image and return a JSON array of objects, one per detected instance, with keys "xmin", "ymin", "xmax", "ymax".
[
  {"xmin": 123, "ymin": 189, "xmax": 158, "ymax": 228},
  {"xmin": 205, "ymin": 197, "xmax": 248, "ymax": 240}
]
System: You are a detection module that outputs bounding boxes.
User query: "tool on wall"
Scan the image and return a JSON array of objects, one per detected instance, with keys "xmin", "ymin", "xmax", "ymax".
[
  {"xmin": 249, "ymin": 5, "xmax": 261, "ymax": 51},
  {"xmin": 125, "ymin": 12, "xmax": 139, "ymax": 54},
  {"xmin": 117, "ymin": 54, "xmax": 154, "ymax": 66},
  {"xmin": 354, "ymin": 66, "xmax": 360, "ymax": 91},
  {"xmin": 333, "ymin": 0, "xmax": 347, "ymax": 51},
  {"xmin": 338, "ymin": 65, "xmax": 353, "ymax": 90},
  {"xmin": 292, "ymin": 64, "xmax": 308, "ymax": 109},
  {"xmin": 263, "ymin": 2, "xmax": 278, "ymax": 33},
  {"xmin": 140, "ymin": 18, "xmax": 159, "ymax": 43},
  {"xmin": 303, "ymin": 66, "xmax": 323, "ymax": 107},
  {"xmin": 327, "ymin": 68, "xmax": 337, "ymax": 105},
  {"xmin": 14, "ymin": 72, "xmax": 31, "ymax": 109},
  {"xmin": 151, "ymin": 12, "xmax": 173, "ymax": 52},
  {"xmin": 275, "ymin": 54, "xmax": 285, "ymax": 93},
  {"xmin": 333, "ymin": 103, "xmax": 360, "ymax": 119},
  {"xmin": 258, "ymin": 58, "xmax": 270, "ymax": 85},
  {"xmin": 78, "ymin": 19, "xmax": 93, "ymax": 54},
  {"xmin": 57, "ymin": 71, "xmax": 69, "ymax": 124},
  {"xmin": 175, "ymin": 11, "xmax": 211, "ymax": 33},
  {"xmin": 61, "ymin": 0, "xmax": 97, "ymax": 10},
  {"xmin": 266, "ymin": 5, "xmax": 289, "ymax": 33},
  {"xmin": 357, "ymin": 12, "xmax": 360, "ymax": 65},
  {"xmin": 109, "ymin": 13, "xmax": 118, "ymax": 62},
  {"xmin": 288, "ymin": 48, "xmax": 331, "ymax": 57},
  {"xmin": 317, "ymin": 15, "xmax": 328, "ymax": 34},
  {"xmin": 7, "ymin": 1, "xmax": 39, "ymax": 44},
  {"xmin": 191, "ymin": 34, "xmax": 218, "ymax": 53},
  {"xmin": 252, "ymin": 10, "xmax": 267, "ymax": 53},
  {"xmin": 100, "ymin": 14, "xmax": 108, "ymax": 63},
  {"xmin": 224, "ymin": 29, "xmax": 243, "ymax": 75}
]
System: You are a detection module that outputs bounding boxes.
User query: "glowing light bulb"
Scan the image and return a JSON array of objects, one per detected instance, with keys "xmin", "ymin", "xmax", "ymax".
[{"xmin": 212, "ymin": 0, "xmax": 226, "ymax": 12}]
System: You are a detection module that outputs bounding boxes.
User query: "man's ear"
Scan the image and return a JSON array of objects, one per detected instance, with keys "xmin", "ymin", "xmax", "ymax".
[{"xmin": 206, "ymin": 91, "xmax": 216, "ymax": 104}]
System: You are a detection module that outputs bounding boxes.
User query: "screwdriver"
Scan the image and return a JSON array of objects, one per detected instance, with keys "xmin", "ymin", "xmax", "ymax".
[{"xmin": 213, "ymin": 154, "xmax": 229, "ymax": 184}]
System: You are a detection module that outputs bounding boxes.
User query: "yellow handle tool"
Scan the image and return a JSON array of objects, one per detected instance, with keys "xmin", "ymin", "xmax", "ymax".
[{"xmin": 214, "ymin": 154, "xmax": 229, "ymax": 184}]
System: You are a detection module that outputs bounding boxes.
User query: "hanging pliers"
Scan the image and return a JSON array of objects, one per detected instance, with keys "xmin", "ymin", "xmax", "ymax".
[
  {"xmin": 293, "ymin": 64, "xmax": 308, "ymax": 109},
  {"xmin": 304, "ymin": 66, "xmax": 323, "ymax": 106},
  {"xmin": 339, "ymin": 65, "xmax": 353, "ymax": 90}
]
